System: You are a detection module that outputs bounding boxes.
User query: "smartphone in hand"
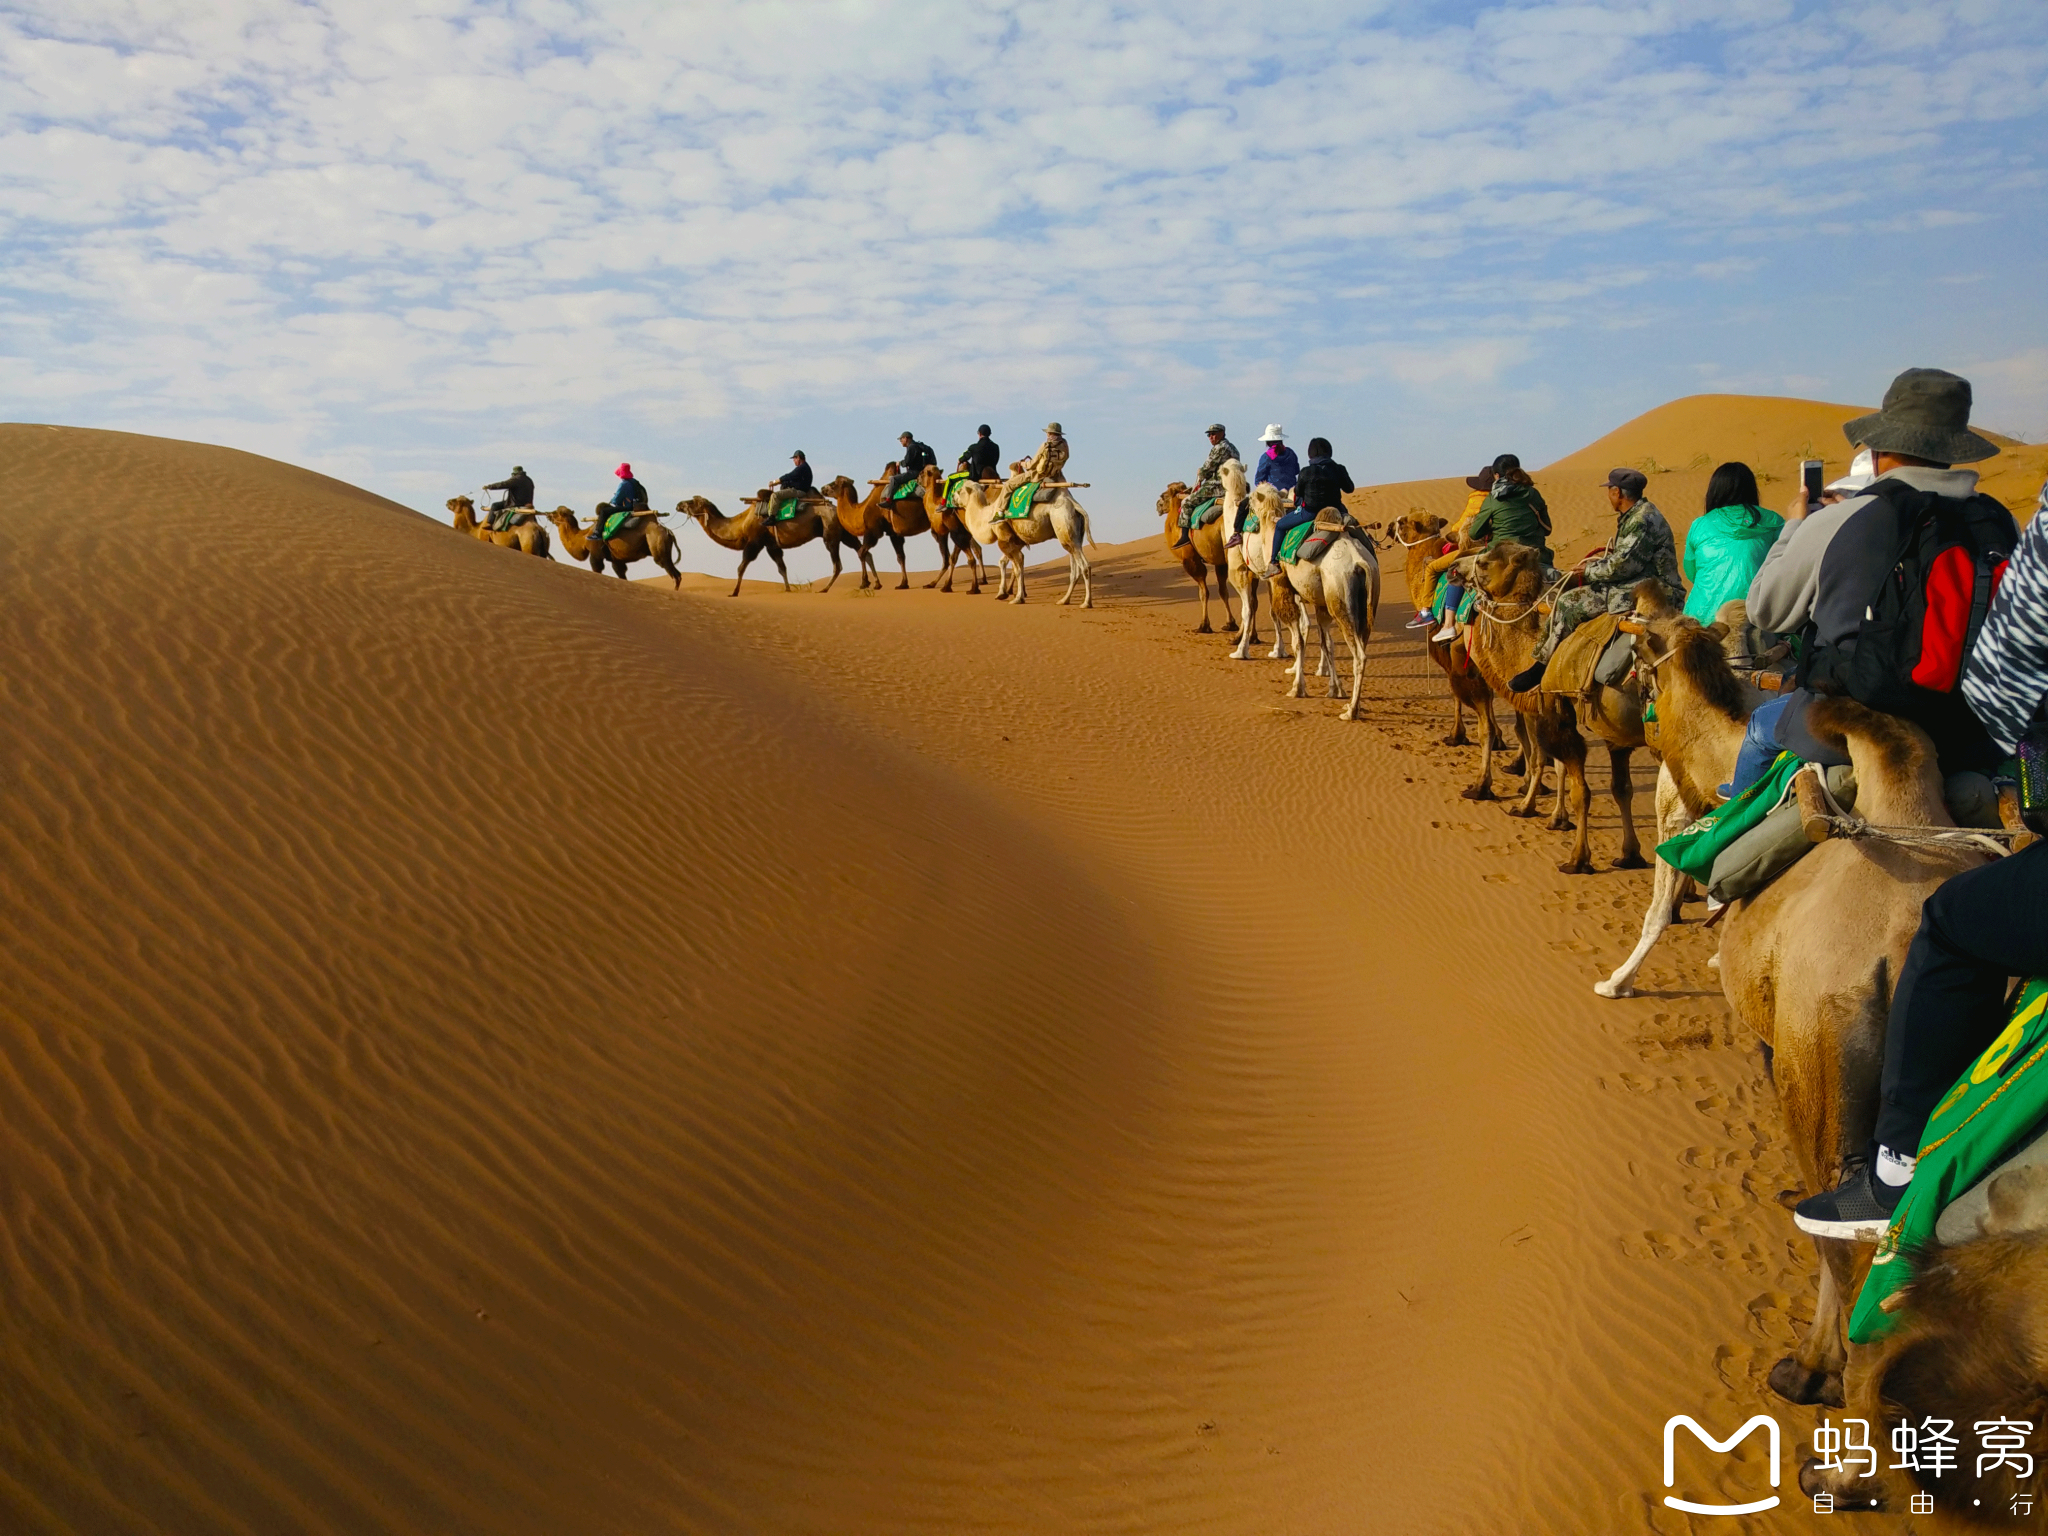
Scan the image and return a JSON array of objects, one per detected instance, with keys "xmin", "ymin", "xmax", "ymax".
[{"xmin": 1800, "ymin": 459, "xmax": 1826, "ymax": 503}]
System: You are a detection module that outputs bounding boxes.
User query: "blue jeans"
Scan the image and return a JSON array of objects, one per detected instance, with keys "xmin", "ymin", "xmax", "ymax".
[
  {"xmin": 1270, "ymin": 508, "xmax": 1314, "ymax": 556},
  {"xmin": 1724, "ymin": 694, "xmax": 1791, "ymax": 798},
  {"xmin": 1438, "ymin": 581, "xmax": 1464, "ymax": 619}
]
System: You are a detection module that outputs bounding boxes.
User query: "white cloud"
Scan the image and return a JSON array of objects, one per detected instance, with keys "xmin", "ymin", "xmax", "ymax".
[{"xmin": 0, "ymin": 0, "xmax": 2043, "ymax": 549}]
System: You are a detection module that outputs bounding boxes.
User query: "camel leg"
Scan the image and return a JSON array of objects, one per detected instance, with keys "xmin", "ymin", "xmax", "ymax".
[
  {"xmin": 1057, "ymin": 536, "xmax": 1085, "ymax": 606},
  {"xmin": 1241, "ymin": 571, "xmax": 1259, "ymax": 649},
  {"xmin": 1768, "ymin": 1252, "xmax": 1848, "ymax": 1407},
  {"xmin": 1318, "ymin": 612, "xmax": 1342, "ymax": 698},
  {"xmin": 926, "ymin": 529, "xmax": 949, "ymax": 589},
  {"xmin": 1463, "ymin": 703, "xmax": 1498, "ymax": 801},
  {"xmin": 819, "ymin": 538, "xmax": 845, "ymax": 594},
  {"xmin": 1508, "ymin": 721, "xmax": 1547, "ymax": 818},
  {"xmin": 1595, "ymin": 856, "xmax": 1685, "ymax": 998},
  {"xmin": 1192, "ymin": 561, "xmax": 1214, "ymax": 633},
  {"xmin": 1341, "ymin": 628, "xmax": 1366, "ymax": 721},
  {"xmin": 769, "ymin": 542, "xmax": 794, "ymax": 592},
  {"xmin": 1557, "ymin": 753, "xmax": 1594, "ymax": 873},
  {"xmin": 889, "ymin": 531, "xmax": 909, "ymax": 590},
  {"xmin": 1609, "ymin": 745, "xmax": 1646, "ymax": 868},
  {"xmin": 611, "ymin": 559, "xmax": 629, "ymax": 579},
  {"xmin": 1219, "ymin": 562, "xmax": 1240, "ymax": 633},
  {"xmin": 1547, "ymin": 751, "xmax": 1574, "ymax": 831},
  {"xmin": 731, "ymin": 544, "xmax": 765, "ymax": 597},
  {"xmin": 1287, "ymin": 606, "xmax": 1310, "ymax": 698}
]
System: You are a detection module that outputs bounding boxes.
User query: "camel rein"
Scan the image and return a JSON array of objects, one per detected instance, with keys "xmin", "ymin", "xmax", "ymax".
[{"xmin": 1472, "ymin": 569, "xmax": 1569, "ymax": 627}]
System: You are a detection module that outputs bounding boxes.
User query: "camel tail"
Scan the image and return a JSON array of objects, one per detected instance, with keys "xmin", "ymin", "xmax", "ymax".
[
  {"xmin": 1344, "ymin": 561, "xmax": 1371, "ymax": 646},
  {"xmin": 1079, "ymin": 505, "xmax": 1096, "ymax": 549}
]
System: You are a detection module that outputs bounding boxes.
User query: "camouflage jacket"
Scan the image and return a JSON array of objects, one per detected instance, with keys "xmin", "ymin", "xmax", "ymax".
[
  {"xmin": 1583, "ymin": 498, "xmax": 1685, "ymax": 610},
  {"xmin": 1191, "ymin": 438, "xmax": 1239, "ymax": 500}
]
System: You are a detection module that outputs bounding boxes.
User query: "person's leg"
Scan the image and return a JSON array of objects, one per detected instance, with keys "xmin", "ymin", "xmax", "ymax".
[
  {"xmin": 1721, "ymin": 695, "xmax": 1792, "ymax": 800},
  {"xmin": 1796, "ymin": 841, "xmax": 2048, "ymax": 1239},
  {"xmin": 1507, "ymin": 588, "xmax": 1592, "ymax": 691},
  {"xmin": 1876, "ymin": 841, "xmax": 2048, "ymax": 1154},
  {"xmin": 1432, "ymin": 581, "xmax": 1465, "ymax": 641},
  {"xmin": 1172, "ymin": 494, "xmax": 1195, "ymax": 547}
]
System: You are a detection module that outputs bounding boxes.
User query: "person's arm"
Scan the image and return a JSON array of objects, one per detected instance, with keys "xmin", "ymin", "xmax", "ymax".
[
  {"xmin": 1337, "ymin": 466, "xmax": 1355, "ymax": 495},
  {"xmin": 1744, "ymin": 508, "xmax": 1836, "ymax": 633},
  {"xmin": 1963, "ymin": 514, "xmax": 2048, "ymax": 753},
  {"xmin": 1254, "ymin": 455, "xmax": 1271, "ymax": 488},
  {"xmin": 1582, "ymin": 520, "xmax": 1636, "ymax": 586},
  {"xmin": 1681, "ymin": 524, "xmax": 1698, "ymax": 582}
]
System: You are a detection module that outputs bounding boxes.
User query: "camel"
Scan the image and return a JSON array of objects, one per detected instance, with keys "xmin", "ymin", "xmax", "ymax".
[
  {"xmin": 1244, "ymin": 484, "xmax": 1378, "ymax": 720},
  {"xmin": 815, "ymin": 471, "xmax": 896, "ymax": 590},
  {"xmin": 1390, "ymin": 511, "xmax": 1503, "ymax": 752},
  {"xmin": 1809, "ymin": 1185, "xmax": 2048, "ymax": 1515},
  {"xmin": 950, "ymin": 479, "xmax": 1094, "ymax": 607},
  {"xmin": 914, "ymin": 466, "xmax": 988, "ymax": 593},
  {"xmin": 447, "ymin": 496, "xmax": 552, "ymax": 559},
  {"xmin": 675, "ymin": 489, "xmax": 853, "ymax": 596},
  {"xmin": 544, "ymin": 506, "xmax": 684, "ymax": 589},
  {"xmin": 1216, "ymin": 460, "xmax": 1295, "ymax": 662},
  {"xmin": 1629, "ymin": 615, "xmax": 1988, "ymax": 1410},
  {"xmin": 1155, "ymin": 475, "xmax": 1240, "ymax": 636},
  {"xmin": 1594, "ymin": 595, "xmax": 1774, "ymax": 999},
  {"xmin": 1453, "ymin": 541, "xmax": 1573, "ymax": 832}
]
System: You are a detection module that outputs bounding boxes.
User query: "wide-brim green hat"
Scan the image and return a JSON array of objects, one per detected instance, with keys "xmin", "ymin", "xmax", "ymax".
[{"xmin": 1843, "ymin": 368, "xmax": 1999, "ymax": 465}]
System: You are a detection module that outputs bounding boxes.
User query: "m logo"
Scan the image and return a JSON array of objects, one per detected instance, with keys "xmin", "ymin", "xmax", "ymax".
[{"xmin": 1663, "ymin": 1415, "xmax": 1781, "ymax": 1515}]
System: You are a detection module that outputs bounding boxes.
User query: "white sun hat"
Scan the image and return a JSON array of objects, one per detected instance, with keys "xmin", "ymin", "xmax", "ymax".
[
  {"xmin": 1824, "ymin": 447, "xmax": 1876, "ymax": 495},
  {"xmin": 1259, "ymin": 423, "xmax": 1286, "ymax": 442}
]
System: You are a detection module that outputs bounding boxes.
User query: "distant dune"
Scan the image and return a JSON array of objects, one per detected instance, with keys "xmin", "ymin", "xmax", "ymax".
[
  {"xmin": 1349, "ymin": 392, "xmax": 2044, "ymax": 556},
  {"xmin": 0, "ymin": 408, "xmax": 2031, "ymax": 1533}
]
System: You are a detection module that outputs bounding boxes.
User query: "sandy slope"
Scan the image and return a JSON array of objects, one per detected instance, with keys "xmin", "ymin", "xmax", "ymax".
[{"xmin": 0, "ymin": 413, "xmax": 2023, "ymax": 1533}]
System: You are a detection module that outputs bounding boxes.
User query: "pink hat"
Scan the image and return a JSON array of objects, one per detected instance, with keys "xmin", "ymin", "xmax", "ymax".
[{"xmin": 615, "ymin": 462, "xmax": 632, "ymax": 478}]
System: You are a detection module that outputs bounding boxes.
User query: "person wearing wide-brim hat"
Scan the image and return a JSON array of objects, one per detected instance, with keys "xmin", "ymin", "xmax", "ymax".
[
  {"xmin": 1243, "ymin": 425, "xmax": 1298, "ymax": 547},
  {"xmin": 1734, "ymin": 367, "xmax": 2017, "ymax": 805},
  {"xmin": 1010, "ymin": 422, "xmax": 1069, "ymax": 489}
]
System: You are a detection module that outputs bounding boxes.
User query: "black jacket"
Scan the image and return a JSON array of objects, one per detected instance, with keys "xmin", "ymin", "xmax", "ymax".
[
  {"xmin": 486, "ymin": 473, "xmax": 534, "ymax": 506},
  {"xmin": 1295, "ymin": 456, "xmax": 1355, "ymax": 514},
  {"xmin": 900, "ymin": 440, "xmax": 937, "ymax": 475},
  {"xmin": 959, "ymin": 437, "xmax": 1000, "ymax": 478},
  {"xmin": 779, "ymin": 461, "xmax": 815, "ymax": 492}
]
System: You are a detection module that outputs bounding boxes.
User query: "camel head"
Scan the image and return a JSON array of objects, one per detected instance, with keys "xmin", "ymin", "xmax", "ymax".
[
  {"xmin": 1620, "ymin": 610, "xmax": 1748, "ymax": 723},
  {"xmin": 1466, "ymin": 539, "xmax": 1545, "ymax": 602},
  {"xmin": 675, "ymin": 495, "xmax": 722, "ymax": 525},
  {"xmin": 447, "ymin": 495, "xmax": 476, "ymax": 527},
  {"xmin": 1157, "ymin": 481, "xmax": 1189, "ymax": 521},
  {"xmin": 1394, "ymin": 512, "xmax": 1446, "ymax": 545},
  {"xmin": 820, "ymin": 475, "xmax": 857, "ymax": 504},
  {"xmin": 1248, "ymin": 483, "xmax": 1287, "ymax": 520},
  {"xmin": 545, "ymin": 505, "xmax": 580, "ymax": 530},
  {"xmin": 1218, "ymin": 459, "xmax": 1248, "ymax": 507}
]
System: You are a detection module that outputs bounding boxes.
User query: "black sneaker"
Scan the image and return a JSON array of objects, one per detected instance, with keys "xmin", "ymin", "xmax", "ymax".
[
  {"xmin": 1791, "ymin": 1161, "xmax": 1904, "ymax": 1241},
  {"xmin": 1507, "ymin": 662, "xmax": 1546, "ymax": 693}
]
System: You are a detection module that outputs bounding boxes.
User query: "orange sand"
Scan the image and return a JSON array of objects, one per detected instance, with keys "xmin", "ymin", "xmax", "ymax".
[{"xmin": 2, "ymin": 405, "xmax": 2035, "ymax": 1532}]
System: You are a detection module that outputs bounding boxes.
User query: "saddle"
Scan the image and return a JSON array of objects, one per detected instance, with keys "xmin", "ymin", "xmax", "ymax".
[
  {"xmin": 1182, "ymin": 495, "xmax": 1220, "ymax": 530},
  {"xmin": 1003, "ymin": 481, "xmax": 1058, "ymax": 519},
  {"xmin": 1538, "ymin": 611, "xmax": 1630, "ymax": 695},
  {"xmin": 1283, "ymin": 512, "xmax": 1363, "ymax": 565},
  {"xmin": 598, "ymin": 508, "xmax": 651, "ymax": 540}
]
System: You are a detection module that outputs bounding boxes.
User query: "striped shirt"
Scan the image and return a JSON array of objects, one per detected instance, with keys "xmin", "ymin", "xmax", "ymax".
[{"xmin": 1962, "ymin": 476, "xmax": 2048, "ymax": 754}]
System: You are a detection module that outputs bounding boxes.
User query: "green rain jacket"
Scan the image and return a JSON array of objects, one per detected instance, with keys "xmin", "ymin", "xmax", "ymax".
[{"xmin": 1682, "ymin": 503, "xmax": 1785, "ymax": 625}]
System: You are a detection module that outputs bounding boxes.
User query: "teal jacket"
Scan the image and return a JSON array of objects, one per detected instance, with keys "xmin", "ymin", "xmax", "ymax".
[{"xmin": 1682, "ymin": 503, "xmax": 1784, "ymax": 625}]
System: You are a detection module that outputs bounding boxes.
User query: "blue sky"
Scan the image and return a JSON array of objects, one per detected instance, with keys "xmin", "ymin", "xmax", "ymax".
[{"xmin": 4, "ymin": 0, "xmax": 2046, "ymax": 560}]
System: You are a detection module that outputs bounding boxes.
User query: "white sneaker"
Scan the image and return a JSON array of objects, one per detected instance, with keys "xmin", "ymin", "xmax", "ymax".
[{"xmin": 1431, "ymin": 621, "xmax": 1457, "ymax": 642}]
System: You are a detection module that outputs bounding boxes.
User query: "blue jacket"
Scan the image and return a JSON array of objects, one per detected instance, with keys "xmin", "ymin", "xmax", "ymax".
[
  {"xmin": 1253, "ymin": 444, "xmax": 1299, "ymax": 493},
  {"xmin": 610, "ymin": 476, "xmax": 648, "ymax": 511}
]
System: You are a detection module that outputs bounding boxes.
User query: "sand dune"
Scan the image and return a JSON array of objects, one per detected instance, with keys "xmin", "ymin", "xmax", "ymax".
[
  {"xmin": 1348, "ymin": 392, "xmax": 2044, "ymax": 561},
  {"xmin": 2, "ymin": 411, "xmax": 2034, "ymax": 1532}
]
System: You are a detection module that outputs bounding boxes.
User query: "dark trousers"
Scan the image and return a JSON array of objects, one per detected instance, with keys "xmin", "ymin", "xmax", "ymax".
[
  {"xmin": 885, "ymin": 471, "xmax": 915, "ymax": 501},
  {"xmin": 1270, "ymin": 507, "xmax": 1315, "ymax": 554},
  {"xmin": 1875, "ymin": 839, "xmax": 2048, "ymax": 1154}
]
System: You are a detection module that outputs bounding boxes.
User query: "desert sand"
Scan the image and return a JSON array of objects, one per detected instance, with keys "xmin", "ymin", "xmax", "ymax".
[{"xmin": 0, "ymin": 403, "xmax": 2035, "ymax": 1533}]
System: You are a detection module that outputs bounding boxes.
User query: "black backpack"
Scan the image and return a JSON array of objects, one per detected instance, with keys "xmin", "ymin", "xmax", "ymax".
[{"xmin": 1805, "ymin": 478, "xmax": 2015, "ymax": 715}]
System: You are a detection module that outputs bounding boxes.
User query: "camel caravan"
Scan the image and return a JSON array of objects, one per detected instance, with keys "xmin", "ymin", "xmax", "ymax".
[
  {"xmin": 450, "ymin": 427, "xmax": 1095, "ymax": 605},
  {"xmin": 1355, "ymin": 374, "xmax": 2048, "ymax": 1520}
]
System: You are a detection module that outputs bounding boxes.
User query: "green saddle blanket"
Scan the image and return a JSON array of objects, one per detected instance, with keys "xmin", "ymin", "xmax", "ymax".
[
  {"xmin": 1654, "ymin": 753, "xmax": 1803, "ymax": 880},
  {"xmin": 1003, "ymin": 481, "xmax": 1041, "ymax": 519},
  {"xmin": 1183, "ymin": 496, "xmax": 1219, "ymax": 530},
  {"xmin": 943, "ymin": 470, "xmax": 971, "ymax": 508},
  {"xmin": 1850, "ymin": 976, "xmax": 2048, "ymax": 1343},
  {"xmin": 892, "ymin": 479, "xmax": 922, "ymax": 502},
  {"xmin": 1279, "ymin": 520, "xmax": 1318, "ymax": 562},
  {"xmin": 600, "ymin": 508, "xmax": 649, "ymax": 539}
]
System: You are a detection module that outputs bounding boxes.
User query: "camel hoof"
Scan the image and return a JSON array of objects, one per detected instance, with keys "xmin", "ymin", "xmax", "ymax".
[
  {"xmin": 1503, "ymin": 756, "xmax": 1527, "ymax": 775},
  {"xmin": 1593, "ymin": 979, "xmax": 1634, "ymax": 999},
  {"xmin": 1443, "ymin": 733, "xmax": 1468, "ymax": 747},
  {"xmin": 1612, "ymin": 853, "xmax": 1650, "ymax": 870},
  {"xmin": 1460, "ymin": 784, "xmax": 1496, "ymax": 801},
  {"xmin": 1548, "ymin": 816, "xmax": 1574, "ymax": 832},
  {"xmin": 1557, "ymin": 859, "xmax": 1594, "ymax": 876},
  {"xmin": 1767, "ymin": 1356, "xmax": 1844, "ymax": 1407},
  {"xmin": 1195, "ymin": 620, "xmax": 1214, "ymax": 633}
]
